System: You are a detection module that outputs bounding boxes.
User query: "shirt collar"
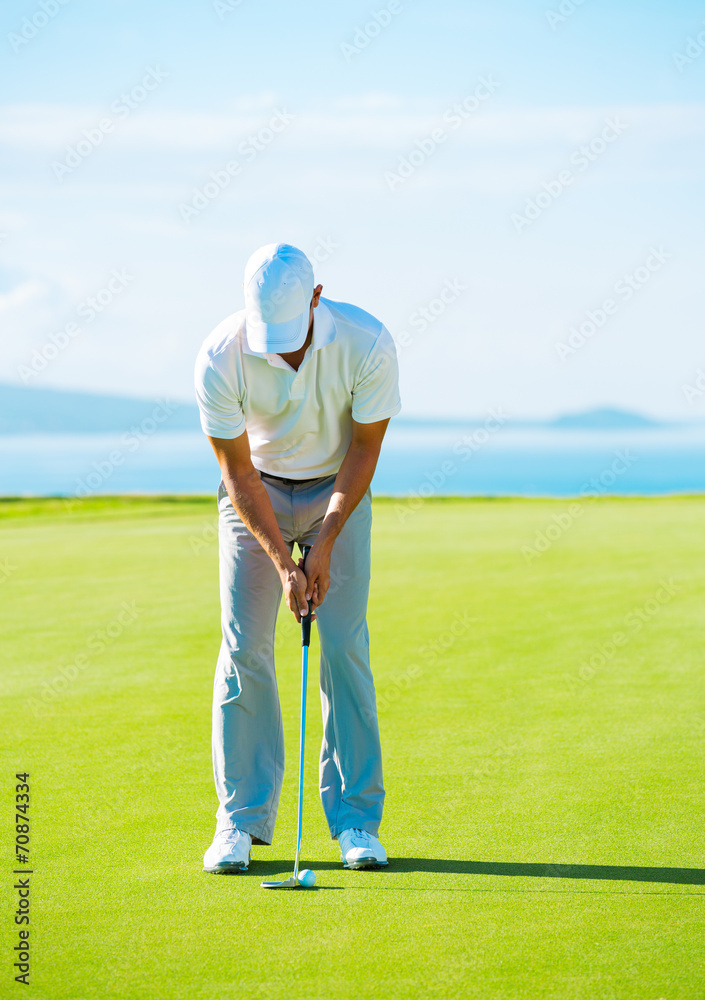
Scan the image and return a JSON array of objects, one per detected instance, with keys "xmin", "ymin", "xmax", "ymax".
[
  {"xmin": 241, "ymin": 299, "xmax": 337, "ymax": 364},
  {"xmin": 311, "ymin": 300, "xmax": 337, "ymax": 351}
]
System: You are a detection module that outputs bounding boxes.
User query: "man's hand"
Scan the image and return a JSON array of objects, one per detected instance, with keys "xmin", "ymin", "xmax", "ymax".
[
  {"xmin": 279, "ymin": 560, "xmax": 311, "ymax": 622},
  {"xmin": 301, "ymin": 544, "xmax": 332, "ymax": 611}
]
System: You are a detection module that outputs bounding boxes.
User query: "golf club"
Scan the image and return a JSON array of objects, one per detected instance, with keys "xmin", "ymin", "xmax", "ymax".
[{"xmin": 261, "ymin": 543, "xmax": 315, "ymax": 890}]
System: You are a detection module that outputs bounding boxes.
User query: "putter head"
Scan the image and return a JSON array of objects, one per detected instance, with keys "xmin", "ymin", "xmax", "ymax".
[{"xmin": 260, "ymin": 876, "xmax": 304, "ymax": 890}]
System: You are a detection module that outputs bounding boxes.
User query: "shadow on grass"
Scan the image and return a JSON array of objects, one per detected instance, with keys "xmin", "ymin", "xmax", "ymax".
[
  {"xmin": 388, "ymin": 859, "xmax": 705, "ymax": 886},
  {"xmin": 227, "ymin": 858, "xmax": 705, "ymax": 887},
  {"xmin": 236, "ymin": 861, "xmax": 344, "ymax": 878}
]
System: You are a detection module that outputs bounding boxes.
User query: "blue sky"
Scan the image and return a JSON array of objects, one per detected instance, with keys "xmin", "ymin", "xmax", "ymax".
[{"xmin": 1, "ymin": 0, "xmax": 704, "ymax": 418}]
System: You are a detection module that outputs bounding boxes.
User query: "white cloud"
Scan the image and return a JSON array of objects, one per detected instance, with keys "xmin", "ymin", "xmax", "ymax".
[{"xmin": 1, "ymin": 99, "xmax": 704, "ymax": 154}]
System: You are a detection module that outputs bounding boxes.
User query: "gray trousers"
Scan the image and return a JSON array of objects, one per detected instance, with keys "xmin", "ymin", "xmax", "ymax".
[{"xmin": 212, "ymin": 474, "xmax": 385, "ymax": 846}]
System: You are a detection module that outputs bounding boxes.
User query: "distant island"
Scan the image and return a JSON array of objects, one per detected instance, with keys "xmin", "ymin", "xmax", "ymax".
[
  {"xmin": 545, "ymin": 408, "xmax": 662, "ymax": 430},
  {"xmin": 0, "ymin": 383, "xmax": 685, "ymax": 435}
]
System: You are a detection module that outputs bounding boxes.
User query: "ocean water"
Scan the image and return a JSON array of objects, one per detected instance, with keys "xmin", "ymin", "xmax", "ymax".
[{"xmin": 1, "ymin": 424, "xmax": 705, "ymax": 498}]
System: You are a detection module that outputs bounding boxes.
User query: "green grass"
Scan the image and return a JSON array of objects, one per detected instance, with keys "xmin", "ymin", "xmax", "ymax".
[{"xmin": 1, "ymin": 495, "xmax": 704, "ymax": 999}]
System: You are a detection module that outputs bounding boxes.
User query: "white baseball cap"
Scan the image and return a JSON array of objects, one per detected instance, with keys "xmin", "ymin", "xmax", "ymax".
[{"xmin": 243, "ymin": 243, "xmax": 315, "ymax": 353}]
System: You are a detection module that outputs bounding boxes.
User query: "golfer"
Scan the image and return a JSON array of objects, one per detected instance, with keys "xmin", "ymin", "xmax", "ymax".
[{"xmin": 195, "ymin": 243, "xmax": 401, "ymax": 873}]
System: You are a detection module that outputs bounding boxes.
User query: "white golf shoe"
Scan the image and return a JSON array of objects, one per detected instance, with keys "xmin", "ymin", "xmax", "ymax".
[
  {"xmin": 203, "ymin": 829, "xmax": 251, "ymax": 874},
  {"xmin": 338, "ymin": 828, "xmax": 388, "ymax": 869}
]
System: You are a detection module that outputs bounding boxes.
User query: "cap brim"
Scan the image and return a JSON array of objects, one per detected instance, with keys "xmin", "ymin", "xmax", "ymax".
[{"xmin": 245, "ymin": 309, "xmax": 309, "ymax": 354}]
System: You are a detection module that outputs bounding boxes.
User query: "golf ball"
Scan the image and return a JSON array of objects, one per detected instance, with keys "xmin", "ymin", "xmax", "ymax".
[{"xmin": 297, "ymin": 869, "xmax": 316, "ymax": 888}]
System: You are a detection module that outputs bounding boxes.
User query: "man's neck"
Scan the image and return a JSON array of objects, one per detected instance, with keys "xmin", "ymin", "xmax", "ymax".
[{"xmin": 277, "ymin": 322, "xmax": 313, "ymax": 372}]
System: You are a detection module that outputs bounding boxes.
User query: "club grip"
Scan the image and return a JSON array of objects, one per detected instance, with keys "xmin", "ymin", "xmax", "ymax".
[{"xmin": 300, "ymin": 545, "xmax": 312, "ymax": 647}]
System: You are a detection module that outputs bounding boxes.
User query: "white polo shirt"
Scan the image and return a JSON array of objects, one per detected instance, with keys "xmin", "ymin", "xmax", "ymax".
[{"xmin": 194, "ymin": 297, "xmax": 401, "ymax": 479}]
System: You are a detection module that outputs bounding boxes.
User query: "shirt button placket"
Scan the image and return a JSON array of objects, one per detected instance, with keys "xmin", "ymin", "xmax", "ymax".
[{"xmin": 290, "ymin": 372, "xmax": 304, "ymax": 400}]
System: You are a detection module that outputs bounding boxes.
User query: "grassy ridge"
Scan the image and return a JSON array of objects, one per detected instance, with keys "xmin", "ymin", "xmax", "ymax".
[{"xmin": 1, "ymin": 497, "xmax": 703, "ymax": 999}]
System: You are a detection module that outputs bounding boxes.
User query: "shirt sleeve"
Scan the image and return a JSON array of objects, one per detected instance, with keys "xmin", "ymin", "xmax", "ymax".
[
  {"xmin": 351, "ymin": 325, "xmax": 402, "ymax": 424},
  {"xmin": 194, "ymin": 354, "xmax": 246, "ymax": 439}
]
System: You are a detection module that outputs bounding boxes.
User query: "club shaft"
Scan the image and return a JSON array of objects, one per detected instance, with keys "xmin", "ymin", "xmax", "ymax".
[{"xmin": 293, "ymin": 643, "xmax": 308, "ymax": 879}]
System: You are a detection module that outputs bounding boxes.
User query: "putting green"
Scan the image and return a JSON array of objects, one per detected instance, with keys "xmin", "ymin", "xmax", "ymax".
[{"xmin": 1, "ymin": 495, "xmax": 703, "ymax": 999}]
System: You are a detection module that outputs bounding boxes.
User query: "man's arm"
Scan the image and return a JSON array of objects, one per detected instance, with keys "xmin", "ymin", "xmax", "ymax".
[
  {"xmin": 207, "ymin": 431, "xmax": 310, "ymax": 620},
  {"xmin": 305, "ymin": 418, "xmax": 390, "ymax": 610}
]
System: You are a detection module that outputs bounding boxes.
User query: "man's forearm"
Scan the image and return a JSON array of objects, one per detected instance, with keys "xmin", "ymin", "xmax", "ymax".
[
  {"xmin": 315, "ymin": 443, "xmax": 380, "ymax": 555},
  {"xmin": 222, "ymin": 466, "xmax": 294, "ymax": 572}
]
